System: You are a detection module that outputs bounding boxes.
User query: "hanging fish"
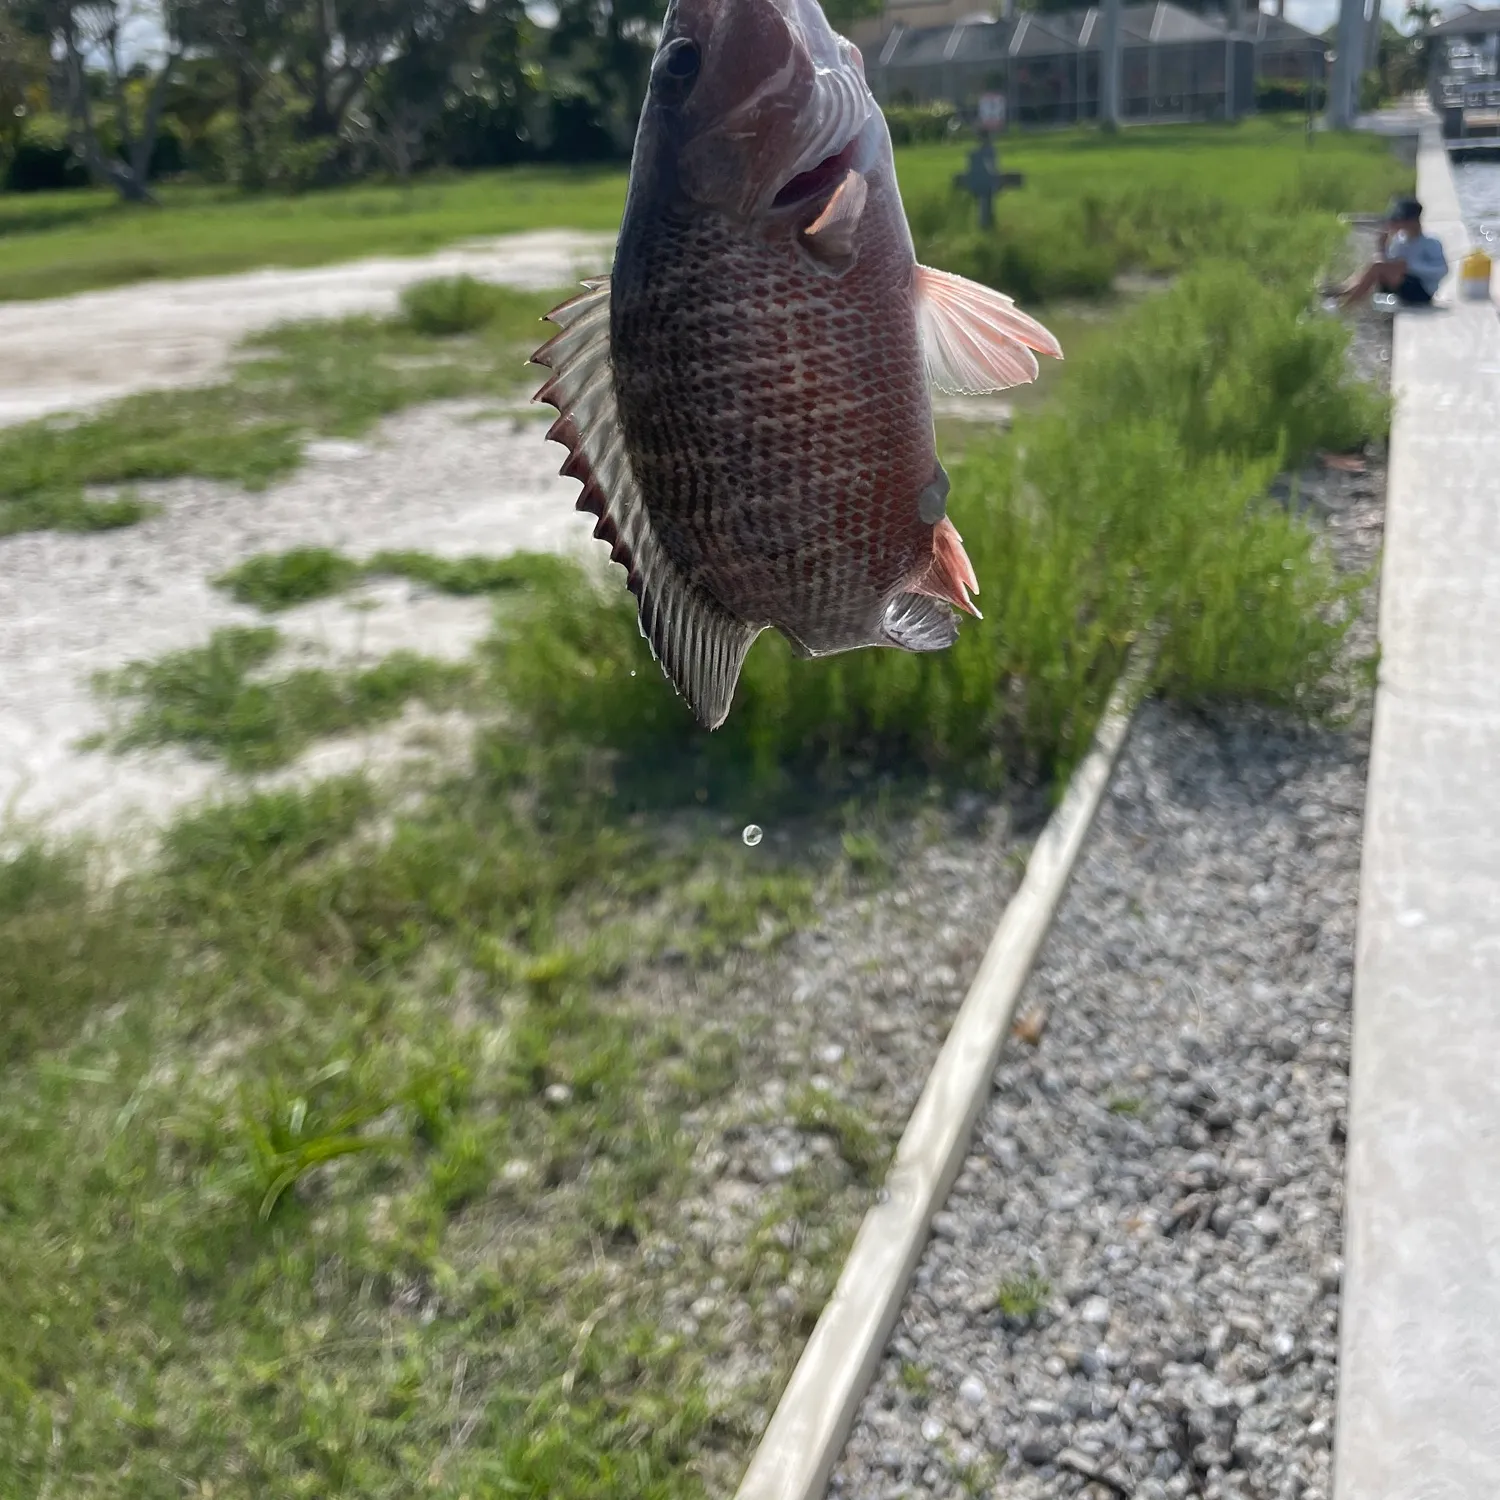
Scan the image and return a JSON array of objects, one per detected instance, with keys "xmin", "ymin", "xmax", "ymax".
[{"xmin": 533, "ymin": 0, "xmax": 1060, "ymax": 729}]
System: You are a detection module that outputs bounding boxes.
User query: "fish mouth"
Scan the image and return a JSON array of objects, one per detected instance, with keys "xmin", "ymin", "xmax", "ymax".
[{"xmin": 771, "ymin": 137, "xmax": 859, "ymax": 210}]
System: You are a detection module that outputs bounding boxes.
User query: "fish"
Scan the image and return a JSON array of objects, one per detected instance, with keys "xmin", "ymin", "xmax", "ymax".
[{"xmin": 532, "ymin": 0, "xmax": 1060, "ymax": 730}]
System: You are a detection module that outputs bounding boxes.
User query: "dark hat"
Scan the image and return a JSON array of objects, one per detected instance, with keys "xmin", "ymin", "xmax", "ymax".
[{"xmin": 1387, "ymin": 196, "xmax": 1423, "ymax": 222}]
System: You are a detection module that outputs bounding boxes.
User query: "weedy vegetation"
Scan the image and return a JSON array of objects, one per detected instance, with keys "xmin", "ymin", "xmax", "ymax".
[
  {"xmin": 0, "ymin": 279, "xmax": 564, "ymax": 539},
  {"xmin": 216, "ymin": 545, "xmax": 578, "ymax": 610},
  {"xmin": 93, "ymin": 626, "xmax": 474, "ymax": 770},
  {"xmin": 1, "ymin": 122, "xmax": 1405, "ymax": 1496},
  {"xmin": 994, "ymin": 1270, "xmax": 1053, "ymax": 1321}
]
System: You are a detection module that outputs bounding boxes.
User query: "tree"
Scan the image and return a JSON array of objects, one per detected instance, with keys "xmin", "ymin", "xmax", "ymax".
[
  {"xmin": 349, "ymin": 0, "xmax": 484, "ymax": 178},
  {"xmin": 278, "ymin": 0, "xmax": 411, "ymax": 141},
  {"xmin": 176, "ymin": 0, "xmax": 284, "ymax": 186},
  {"xmin": 0, "ymin": 2, "xmax": 53, "ymax": 179},
  {"xmin": 546, "ymin": 0, "xmax": 662, "ymax": 155},
  {"xmin": 32, "ymin": 0, "xmax": 185, "ymax": 201}
]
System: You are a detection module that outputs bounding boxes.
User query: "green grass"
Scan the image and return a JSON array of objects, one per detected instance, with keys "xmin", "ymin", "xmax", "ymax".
[
  {"xmin": 0, "ymin": 486, "xmax": 154, "ymax": 538},
  {"xmin": 897, "ymin": 117, "xmax": 1410, "ymax": 301},
  {"xmin": 0, "ymin": 120, "xmax": 1405, "ymax": 306},
  {"xmin": 994, "ymin": 1270, "xmax": 1052, "ymax": 1321},
  {"xmin": 0, "ymin": 279, "xmax": 562, "ymax": 538},
  {"xmin": 0, "ymin": 167, "xmax": 626, "ymax": 302},
  {"xmin": 483, "ymin": 257, "xmax": 1376, "ymax": 798},
  {"xmin": 216, "ymin": 546, "xmax": 579, "ymax": 611},
  {"xmin": 95, "ymin": 625, "xmax": 474, "ymax": 770},
  {"xmin": 0, "ymin": 744, "xmax": 865, "ymax": 1497},
  {"xmin": 0, "ymin": 120, "xmax": 1403, "ymax": 1496}
]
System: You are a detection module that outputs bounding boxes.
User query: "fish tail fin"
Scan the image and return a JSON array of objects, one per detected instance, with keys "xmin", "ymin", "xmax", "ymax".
[
  {"xmin": 533, "ymin": 279, "xmax": 760, "ymax": 730},
  {"xmin": 909, "ymin": 518, "xmax": 983, "ymax": 619}
]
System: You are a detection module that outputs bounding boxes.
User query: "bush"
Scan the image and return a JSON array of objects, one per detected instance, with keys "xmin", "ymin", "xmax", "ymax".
[
  {"xmin": 1256, "ymin": 77, "xmax": 1327, "ymax": 113},
  {"xmin": 482, "ymin": 241, "xmax": 1378, "ymax": 797},
  {"xmin": 399, "ymin": 275, "xmax": 506, "ymax": 335},
  {"xmin": 1066, "ymin": 261, "xmax": 1386, "ymax": 466},
  {"xmin": 3, "ymin": 113, "xmax": 87, "ymax": 193},
  {"xmin": 882, "ymin": 103, "xmax": 961, "ymax": 147}
]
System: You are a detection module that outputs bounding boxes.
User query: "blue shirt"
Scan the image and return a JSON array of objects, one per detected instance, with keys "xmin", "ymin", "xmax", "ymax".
[{"xmin": 1389, "ymin": 229, "xmax": 1449, "ymax": 294}]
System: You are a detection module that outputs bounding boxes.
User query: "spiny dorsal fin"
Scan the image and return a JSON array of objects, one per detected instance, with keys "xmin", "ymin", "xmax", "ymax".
[
  {"xmin": 914, "ymin": 264, "xmax": 1063, "ymax": 395},
  {"xmin": 882, "ymin": 592, "xmax": 960, "ymax": 653},
  {"xmin": 533, "ymin": 279, "xmax": 761, "ymax": 730}
]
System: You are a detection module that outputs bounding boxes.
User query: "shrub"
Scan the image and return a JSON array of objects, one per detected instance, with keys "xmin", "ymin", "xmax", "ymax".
[
  {"xmin": 485, "ymin": 245, "xmax": 1378, "ymax": 797},
  {"xmin": 1065, "ymin": 260, "xmax": 1387, "ymax": 466},
  {"xmin": 399, "ymin": 275, "xmax": 506, "ymax": 336},
  {"xmin": 217, "ymin": 547, "xmax": 363, "ymax": 610},
  {"xmin": 882, "ymin": 103, "xmax": 962, "ymax": 147}
]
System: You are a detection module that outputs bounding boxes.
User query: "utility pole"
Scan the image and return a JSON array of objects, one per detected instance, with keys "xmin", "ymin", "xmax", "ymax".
[
  {"xmin": 1225, "ymin": 0, "xmax": 1243, "ymax": 120},
  {"xmin": 1328, "ymin": 0, "xmax": 1366, "ymax": 128},
  {"xmin": 1100, "ymin": 0, "xmax": 1122, "ymax": 130}
]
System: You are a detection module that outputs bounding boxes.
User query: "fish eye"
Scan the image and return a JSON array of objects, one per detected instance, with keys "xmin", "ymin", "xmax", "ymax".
[
  {"xmin": 662, "ymin": 38, "xmax": 700, "ymax": 82},
  {"xmin": 665, "ymin": 40, "xmax": 699, "ymax": 76}
]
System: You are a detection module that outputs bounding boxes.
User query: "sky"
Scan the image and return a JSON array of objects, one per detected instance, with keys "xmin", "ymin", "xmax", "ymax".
[{"xmin": 114, "ymin": 0, "xmax": 1457, "ymax": 69}]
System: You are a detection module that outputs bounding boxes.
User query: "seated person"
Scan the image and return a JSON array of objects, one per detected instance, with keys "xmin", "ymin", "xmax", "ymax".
[{"xmin": 1327, "ymin": 197, "xmax": 1449, "ymax": 309}]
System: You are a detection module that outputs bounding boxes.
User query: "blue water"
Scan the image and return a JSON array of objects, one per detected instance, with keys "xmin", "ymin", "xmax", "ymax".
[{"xmin": 1454, "ymin": 161, "xmax": 1500, "ymax": 247}]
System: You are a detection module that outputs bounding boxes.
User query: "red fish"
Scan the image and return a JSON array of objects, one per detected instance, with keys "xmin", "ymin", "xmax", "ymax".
[{"xmin": 533, "ymin": 0, "xmax": 1060, "ymax": 729}]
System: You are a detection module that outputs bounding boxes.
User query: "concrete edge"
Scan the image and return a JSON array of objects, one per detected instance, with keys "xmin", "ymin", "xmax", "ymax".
[{"xmin": 733, "ymin": 652, "xmax": 1150, "ymax": 1500}]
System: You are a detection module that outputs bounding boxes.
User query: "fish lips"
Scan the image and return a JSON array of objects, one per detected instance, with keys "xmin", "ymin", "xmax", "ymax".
[{"xmin": 655, "ymin": 0, "xmax": 875, "ymax": 221}]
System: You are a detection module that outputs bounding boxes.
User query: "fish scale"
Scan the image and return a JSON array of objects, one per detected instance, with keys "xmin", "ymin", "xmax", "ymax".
[
  {"xmin": 611, "ymin": 204, "xmax": 934, "ymax": 649},
  {"xmin": 532, "ymin": 0, "xmax": 1060, "ymax": 729}
]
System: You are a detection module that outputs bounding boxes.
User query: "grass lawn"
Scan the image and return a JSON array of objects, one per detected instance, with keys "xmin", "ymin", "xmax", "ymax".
[
  {"xmin": 0, "ymin": 118, "xmax": 1404, "ymax": 304},
  {"xmin": 0, "ymin": 118, "xmax": 1406, "ymax": 1497},
  {"xmin": 0, "ymin": 165, "xmax": 628, "ymax": 303}
]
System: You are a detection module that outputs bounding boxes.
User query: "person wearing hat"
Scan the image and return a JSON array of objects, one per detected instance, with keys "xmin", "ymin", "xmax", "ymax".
[{"xmin": 1326, "ymin": 197, "xmax": 1449, "ymax": 310}]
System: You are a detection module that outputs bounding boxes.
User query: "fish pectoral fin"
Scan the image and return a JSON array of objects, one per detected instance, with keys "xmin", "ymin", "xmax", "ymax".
[
  {"xmin": 800, "ymin": 169, "xmax": 869, "ymax": 269},
  {"xmin": 882, "ymin": 593, "xmax": 960, "ymax": 654},
  {"xmin": 533, "ymin": 277, "xmax": 760, "ymax": 730},
  {"xmin": 914, "ymin": 264, "xmax": 1063, "ymax": 395}
]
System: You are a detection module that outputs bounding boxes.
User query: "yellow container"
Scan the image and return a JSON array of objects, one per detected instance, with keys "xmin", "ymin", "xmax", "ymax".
[{"xmin": 1460, "ymin": 248, "xmax": 1493, "ymax": 302}]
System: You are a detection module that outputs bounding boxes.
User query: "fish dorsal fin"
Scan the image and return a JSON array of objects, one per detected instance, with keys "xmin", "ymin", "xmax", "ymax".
[
  {"xmin": 882, "ymin": 592, "xmax": 959, "ymax": 653},
  {"xmin": 533, "ymin": 279, "xmax": 761, "ymax": 730},
  {"xmin": 801, "ymin": 170, "xmax": 869, "ymax": 270},
  {"xmin": 914, "ymin": 264, "xmax": 1063, "ymax": 395}
]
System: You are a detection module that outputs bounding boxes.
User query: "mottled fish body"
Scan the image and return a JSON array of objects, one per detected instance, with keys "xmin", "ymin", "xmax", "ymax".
[{"xmin": 534, "ymin": 0, "xmax": 1059, "ymax": 728}]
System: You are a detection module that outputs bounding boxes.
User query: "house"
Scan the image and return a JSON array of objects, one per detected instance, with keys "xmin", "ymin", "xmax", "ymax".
[{"xmin": 867, "ymin": 1, "xmax": 1261, "ymax": 124}]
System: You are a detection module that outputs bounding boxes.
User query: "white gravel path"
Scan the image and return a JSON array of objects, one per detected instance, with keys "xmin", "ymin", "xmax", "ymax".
[
  {"xmin": 0, "ymin": 229, "xmax": 614, "ymax": 427},
  {"xmin": 0, "ymin": 402, "xmax": 598, "ymax": 843}
]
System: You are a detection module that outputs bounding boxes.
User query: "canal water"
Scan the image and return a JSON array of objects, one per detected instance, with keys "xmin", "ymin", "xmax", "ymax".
[{"xmin": 1453, "ymin": 159, "xmax": 1500, "ymax": 245}]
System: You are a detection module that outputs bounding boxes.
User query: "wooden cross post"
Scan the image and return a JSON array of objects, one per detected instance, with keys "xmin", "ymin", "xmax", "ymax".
[{"xmin": 951, "ymin": 137, "xmax": 1024, "ymax": 231}]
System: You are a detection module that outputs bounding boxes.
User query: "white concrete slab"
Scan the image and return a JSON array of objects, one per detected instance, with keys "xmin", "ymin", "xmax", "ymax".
[{"xmin": 1335, "ymin": 130, "xmax": 1500, "ymax": 1500}]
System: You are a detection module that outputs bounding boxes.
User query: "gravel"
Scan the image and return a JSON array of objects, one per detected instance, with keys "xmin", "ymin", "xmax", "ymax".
[{"xmin": 826, "ymin": 297, "xmax": 1390, "ymax": 1500}]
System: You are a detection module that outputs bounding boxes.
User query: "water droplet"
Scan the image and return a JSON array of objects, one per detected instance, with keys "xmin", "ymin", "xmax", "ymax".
[{"xmin": 742, "ymin": 824, "xmax": 763, "ymax": 847}]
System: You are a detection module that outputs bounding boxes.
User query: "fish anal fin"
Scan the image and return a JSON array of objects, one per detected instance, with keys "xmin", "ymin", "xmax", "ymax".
[
  {"xmin": 801, "ymin": 170, "xmax": 869, "ymax": 270},
  {"xmin": 909, "ymin": 516, "xmax": 982, "ymax": 619},
  {"xmin": 882, "ymin": 593, "xmax": 960, "ymax": 654},
  {"xmin": 533, "ymin": 277, "xmax": 760, "ymax": 729},
  {"xmin": 914, "ymin": 263, "xmax": 1062, "ymax": 395}
]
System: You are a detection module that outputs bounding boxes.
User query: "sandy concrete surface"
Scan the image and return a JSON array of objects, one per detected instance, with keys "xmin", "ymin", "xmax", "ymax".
[
  {"xmin": 0, "ymin": 229, "xmax": 614, "ymax": 427},
  {"xmin": 0, "ymin": 401, "xmax": 599, "ymax": 845}
]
